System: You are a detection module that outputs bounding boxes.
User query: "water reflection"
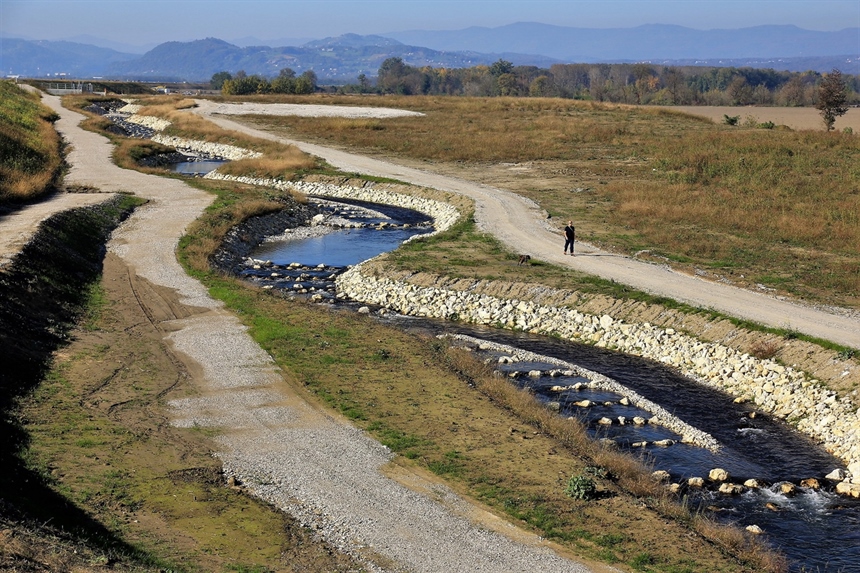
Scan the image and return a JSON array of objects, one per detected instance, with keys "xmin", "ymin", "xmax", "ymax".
[{"xmin": 252, "ymin": 226, "xmax": 424, "ymax": 268}]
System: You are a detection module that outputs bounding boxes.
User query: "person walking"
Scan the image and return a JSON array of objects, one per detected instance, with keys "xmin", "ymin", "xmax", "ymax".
[{"xmin": 563, "ymin": 220, "xmax": 575, "ymax": 256}]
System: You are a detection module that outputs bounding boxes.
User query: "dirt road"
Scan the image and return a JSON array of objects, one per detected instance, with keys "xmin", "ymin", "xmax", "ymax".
[{"xmin": 196, "ymin": 101, "xmax": 860, "ymax": 350}]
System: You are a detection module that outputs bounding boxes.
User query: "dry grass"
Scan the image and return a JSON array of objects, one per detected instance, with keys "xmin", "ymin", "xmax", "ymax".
[
  {"xmin": 130, "ymin": 97, "xmax": 325, "ymax": 179},
  {"xmin": 0, "ymin": 81, "xmax": 62, "ymax": 203},
  {"xmin": 218, "ymin": 148, "xmax": 318, "ymax": 178},
  {"xmin": 234, "ymin": 94, "xmax": 860, "ymax": 307},
  {"xmin": 180, "ymin": 191, "xmax": 285, "ymax": 274},
  {"xmin": 748, "ymin": 338, "xmax": 782, "ymax": 360},
  {"xmin": 131, "ymin": 96, "xmax": 294, "ymax": 156}
]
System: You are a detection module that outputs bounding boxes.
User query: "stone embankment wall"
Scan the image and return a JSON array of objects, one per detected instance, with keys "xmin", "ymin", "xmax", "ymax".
[
  {"xmin": 449, "ymin": 333, "xmax": 721, "ymax": 450},
  {"xmin": 336, "ymin": 264, "xmax": 860, "ymax": 483},
  {"xmin": 203, "ymin": 174, "xmax": 461, "ymax": 235},
  {"xmin": 211, "ymin": 205, "xmax": 319, "ymax": 274},
  {"xmin": 122, "ymin": 108, "xmax": 262, "ymax": 161}
]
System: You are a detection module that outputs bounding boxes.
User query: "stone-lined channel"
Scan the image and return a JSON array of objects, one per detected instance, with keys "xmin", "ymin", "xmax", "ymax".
[{"xmin": 229, "ymin": 194, "xmax": 859, "ymax": 573}]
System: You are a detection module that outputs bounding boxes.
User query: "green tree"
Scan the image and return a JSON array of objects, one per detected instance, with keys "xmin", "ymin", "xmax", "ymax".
[
  {"xmin": 271, "ymin": 68, "xmax": 296, "ymax": 93},
  {"xmin": 357, "ymin": 73, "xmax": 371, "ymax": 92},
  {"xmin": 294, "ymin": 70, "xmax": 317, "ymax": 95},
  {"xmin": 496, "ymin": 73, "xmax": 518, "ymax": 96},
  {"xmin": 222, "ymin": 74, "xmax": 268, "ymax": 95},
  {"xmin": 489, "ymin": 59, "xmax": 513, "ymax": 77},
  {"xmin": 529, "ymin": 75, "xmax": 553, "ymax": 97},
  {"xmin": 210, "ymin": 71, "xmax": 232, "ymax": 90},
  {"xmin": 378, "ymin": 57, "xmax": 413, "ymax": 94},
  {"xmin": 816, "ymin": 68, "xmax": 849, "ymax": 131}
]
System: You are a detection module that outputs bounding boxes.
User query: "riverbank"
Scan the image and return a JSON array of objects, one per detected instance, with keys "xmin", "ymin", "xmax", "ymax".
[
  {"xmin": 211, "ymin": 171, "xmax": 860, "ymax": 492},
  {"xmin": 336, "ymin": 258, "xmax": 860, "ymax": 491}
]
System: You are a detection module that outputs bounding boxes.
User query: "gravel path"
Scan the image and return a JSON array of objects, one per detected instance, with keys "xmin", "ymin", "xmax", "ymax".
[
  {"xmin": 194, "ymin": 101, "xmax": 860, "ymax": 351},
  {"xmin": 36, "ymin": 94, "xmax": 600, "ymax": 572}
]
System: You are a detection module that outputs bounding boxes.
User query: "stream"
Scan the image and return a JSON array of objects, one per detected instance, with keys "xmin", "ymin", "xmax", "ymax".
[{"xmin": 236, "ymin": 192, "xmax": 858, "ymax": 572}]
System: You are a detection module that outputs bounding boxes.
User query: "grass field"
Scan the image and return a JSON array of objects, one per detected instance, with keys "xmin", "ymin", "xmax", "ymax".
[{"xmin": 229, "ymin": 95, "xmax": 860, "ymax": 309}]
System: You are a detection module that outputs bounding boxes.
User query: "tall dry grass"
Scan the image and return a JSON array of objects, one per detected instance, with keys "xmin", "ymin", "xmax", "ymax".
[
  {"xmin": 217, "ymin": 148, "xmax": 318, "ymax": 179},
  {"xmin": 0, "ymin": 81, "xmax": 62, "ymax": 203}
]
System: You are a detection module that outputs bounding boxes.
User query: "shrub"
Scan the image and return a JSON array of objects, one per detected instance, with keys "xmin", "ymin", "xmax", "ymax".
[{"xmin": 565, "ymin": 474, "xmax": 598, "ymax": 500}]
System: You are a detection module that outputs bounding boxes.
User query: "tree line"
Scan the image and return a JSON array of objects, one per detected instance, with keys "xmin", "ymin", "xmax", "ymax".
[
  {"xmin": 341, "ymin": 57, "xmax": 858, "ymax": 110},
  {"xmin": 212, "ymin": 68, "xmax": 318, "ymax": 95},
  {"xmin": 210, "ymin": 58, "xmax": 853, "ymax": 130}
]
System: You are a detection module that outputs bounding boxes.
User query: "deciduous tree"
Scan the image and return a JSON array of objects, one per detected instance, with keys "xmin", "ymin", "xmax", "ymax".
[
  {"xmin": 210, "ymin": 71, "xmax": 231, "ymax": 90},
  {"xmin": 816, "ymin": 68, "xmax": 848, "ymax": 131}
]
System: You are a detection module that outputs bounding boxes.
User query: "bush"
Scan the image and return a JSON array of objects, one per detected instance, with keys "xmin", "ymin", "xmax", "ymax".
[{"xmin": 565, "ymin": 474, "xmax": 598, "ymax": 500}]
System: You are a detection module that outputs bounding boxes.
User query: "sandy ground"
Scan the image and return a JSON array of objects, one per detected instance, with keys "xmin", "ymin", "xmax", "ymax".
[
  {"xmin": 29, "ymin": 95, "xmax": 601, "ymax": 573},
  {"xmin": 661, "ymin": 105, "xmax": 860, "ymax": 132},
  {"xmin": 194, "ymin": 101, "xmax": 860, "ymax": 351}
]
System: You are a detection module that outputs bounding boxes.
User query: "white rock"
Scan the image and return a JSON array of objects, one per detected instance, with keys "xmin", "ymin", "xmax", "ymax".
[
  {"xmin": 825, "ymin": 469, "xmax": 847, "ymax": 481},
  {"xmin": 709, "ymin": 468, "xmax": 730, "ymax": 482}
]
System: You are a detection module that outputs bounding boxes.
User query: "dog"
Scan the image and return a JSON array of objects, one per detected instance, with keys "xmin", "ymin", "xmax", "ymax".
[{"xmin": 517, "ymin": 254, "xmax": 531, "ymax": 266}]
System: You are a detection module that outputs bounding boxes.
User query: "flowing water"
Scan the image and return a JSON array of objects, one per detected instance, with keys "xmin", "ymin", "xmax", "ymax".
[
  {"xmin": 171, "ymin": 159, "xmax": 228, "ymax": 175},
  {"xmin": 244, "ymin": 198, "xmax": 860, "ymax": 573}
]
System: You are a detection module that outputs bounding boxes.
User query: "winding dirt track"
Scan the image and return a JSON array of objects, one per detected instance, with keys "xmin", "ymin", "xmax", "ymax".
[
  {"xmin": 31, "ymin": 94, "xmax": 600, "ymax": 573},
  {"xmin": 195, "ymin": 101, "xmax": 860, "ymax": 351}
]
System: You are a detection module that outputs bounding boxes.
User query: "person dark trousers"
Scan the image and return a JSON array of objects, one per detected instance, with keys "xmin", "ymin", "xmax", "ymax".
[{"xmin": 563, "ymin": 221, "xmax": 575, "ymax": 255}]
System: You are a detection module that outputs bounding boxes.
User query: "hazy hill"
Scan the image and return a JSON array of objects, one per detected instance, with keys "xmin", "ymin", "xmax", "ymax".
[
  {"xmin": 384, "ymin": 23, "xmax": 860, "ymax": 61},
  {"xmin": 0, "ymin": 38, "xmax": 138, "ymax": 78},
  {"xmin": 102, "ymin": 36, "xmax": 558, "ymax": 82},
  {"xmin": 3, "ymin": 24, "xmax": 858, "ymax": 83}
]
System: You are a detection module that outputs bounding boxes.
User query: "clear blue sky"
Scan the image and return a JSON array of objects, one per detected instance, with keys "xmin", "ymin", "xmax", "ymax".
[{"xmin": 2, "ymin": 0, "xmax": 858, "ymax": 51}]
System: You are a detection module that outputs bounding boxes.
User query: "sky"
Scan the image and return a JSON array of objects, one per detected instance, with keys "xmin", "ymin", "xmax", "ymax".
[{"xmin": 2, "ymin": 0, "xmax": 859, "ymax": 52}]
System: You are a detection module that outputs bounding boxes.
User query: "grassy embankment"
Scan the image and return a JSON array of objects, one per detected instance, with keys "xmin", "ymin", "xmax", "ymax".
[
  {"xmin": 235, "ymin": 94, "xmax": 860, "ymax": 311},
  {"xmin": 0, "ymin": 81, "xmax": 63, "ymax": 204}
]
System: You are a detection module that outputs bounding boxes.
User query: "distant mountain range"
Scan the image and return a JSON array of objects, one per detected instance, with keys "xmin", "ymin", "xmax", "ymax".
[
  {"xmin": 2, "ymin": 24, "xmax": 858, "ymax": 83},
  {"xmin": 384, "ymin": 23, "xmax": 860, "ymax": 61}
]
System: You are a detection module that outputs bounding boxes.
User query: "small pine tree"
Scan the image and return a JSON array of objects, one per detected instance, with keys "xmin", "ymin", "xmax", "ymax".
[{"xmin": 816, "ymin": 69, "xmax": 848, "ymax": 131}]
